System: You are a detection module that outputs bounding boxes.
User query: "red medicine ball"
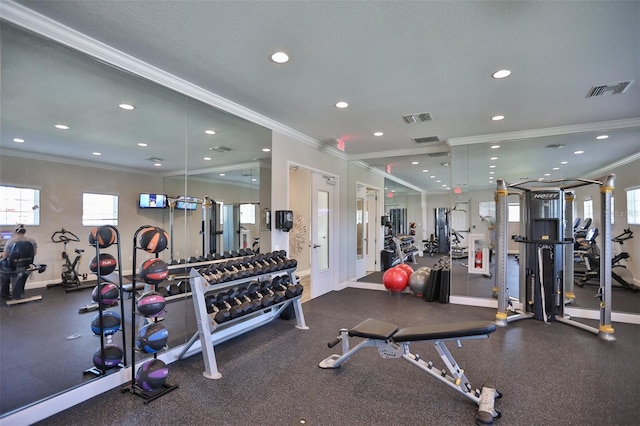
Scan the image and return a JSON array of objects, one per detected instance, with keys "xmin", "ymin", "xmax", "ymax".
[
  {"xmin": 140, "ymin": 258, "xmax": 169, "ymax": 285},
  {"xmin": 90, "ymin": 253, "xmax": 117, "ymax": 276},
  {"xmin": 138, "ymin": 227, "xmax": 169, "ymax": 254},
  {"xmin": 89, "ymin": 226, "xmax": 116, "ymax": 248}
]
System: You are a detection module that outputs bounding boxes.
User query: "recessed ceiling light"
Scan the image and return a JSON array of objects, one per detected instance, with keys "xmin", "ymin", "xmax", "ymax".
[
  {"xmin": 436, "ymin": 180, "xmax": 442, "ymax": 183},
  {"xmin": 411, "ymin": 161, "xmax": 419, "ymax": 165},
  {"xmin": 491, "ymin": 115, "xmax": 505, "ymax": 121},
  {"xmin": 489, "ymin": 171, "xmax": 495, "ymax": 175},
  {"xmin": 422, "ymin": 169, "xmax": 429, "ymax": 173},
  {"xmin": 118, "ymin": 103, "xmax": 135, "ymax": 110},
  {"xmin": 373, "ymin": 131, "xmax": 384, "ymax": 137},
  {"xmin": 205, "ymin": 130, "xmax": 216, "ymax": 135},
  {"xmin": 441, "ymin": 184, "xmax": 447, "ymax": 187},
  {"xmin": 137, "ymin": 142, "xmax": 148, "ymax": 147},
  {"xmin": 490, "ymin": 157, "xmax": 498, "ymax": 160},
  {"xmin": 270, "ymin": 51, "xmax": 290, "ymax": 64},
  {"xmin": 489, "ymin": 165, "xmax": 496, "ymax": 169},
  {"xmin": 262, "ymin": 148, "xmax": 271, "ymax": 152},
  {"xmin": 544, "ymin": 173, "xmax": 551, "ymax": 176},
  {"xmin": 55, "ymin": 124, "xmax": 69, "ymax": 130},
  {"xmin": 154, "ymin": 163, "xmax": 162, "ymax": 167},
  {"xmin": 491, "ymin": 145, "xmax": 500, "ymax": 149},
  {"xmin": 92, "ymin": 152, "xmax": 102, "ymax": 156},
  {"xmin": 335, "ymin": 101, "xmax": 349, "ymax": 109},
  {"xmin": 553, "ymin": 167, "xmax": 560, "ymax": 170},
  {"xmin": 13, "ymin": 138, "xmax": 24, "ymax": 143},
  {"xmin": 574, "ymin": 150, "xmax": 584, "ymax": 155},
  {"xmin": 430, "ymin": 175, "xmax": 436, "ymax": 178},
  {"xmin": 596, "ymin": 135, "xmax": 609, "ymax": 140},
  {"xmin": 219, "ymin": 173, "xmax": 225, "ymax": 176},
  {"xmin": 252, "ymin": 178, "xmax": 257, "ymax": 182},
  {"xmin": 561, "ymin": 161, "xmax": 568, "ymax": 164},
  {"xmin": 492, "ymin": 69, "xmax": 512, "ymax": 79},
  {"xmin": 203, "ymin": 157, "xmax": 212, "ymax": 161}
]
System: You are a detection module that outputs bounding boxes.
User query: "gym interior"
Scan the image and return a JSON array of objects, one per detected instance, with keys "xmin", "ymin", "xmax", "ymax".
[{"xmin": 1, "ymin": 2, "xmax": 639, "ymax": 426}]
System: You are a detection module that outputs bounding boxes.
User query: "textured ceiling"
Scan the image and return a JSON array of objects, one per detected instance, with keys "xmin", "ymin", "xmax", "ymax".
[{"xmin": 2, "ymin": 0, "xmax": 639, "ymax": 193}]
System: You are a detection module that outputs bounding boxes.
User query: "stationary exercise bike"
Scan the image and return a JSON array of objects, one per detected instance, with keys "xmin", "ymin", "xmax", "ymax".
[{"xmin": 47, "ymin": 228, "xmax": 90, "ymax": 292}]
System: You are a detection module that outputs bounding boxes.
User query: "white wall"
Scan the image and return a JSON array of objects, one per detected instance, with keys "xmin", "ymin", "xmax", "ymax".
[{"xmin": 0, "ymin": 155, "xmax": 165, "ymax": 285}]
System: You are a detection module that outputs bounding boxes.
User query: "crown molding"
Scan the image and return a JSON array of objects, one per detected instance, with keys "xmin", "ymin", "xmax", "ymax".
[
  {"xmin": 448, "ymin": 118, "xmax": 640, "ymax": 146},
  {"xmin": 0, "ymin": 1, "xmax": 342, "ymax": 159}
]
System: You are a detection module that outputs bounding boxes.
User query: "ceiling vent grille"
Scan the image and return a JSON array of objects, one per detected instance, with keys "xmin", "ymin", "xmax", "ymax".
[
  {"xmin": 427, "ymin": 151, "xmax": 449, "ymax": 157},
  {"xmin": 412, "ymin": 136, "xmax": 440, "ymax": 144},
  {"xmin": 209, "ymin": 146, "xmax": 232, "ymax": 153},
  {"xmin": 403, "ymin": 112, "xmax": 433, "ymax": 124},
  {"xmin": 586, "ymin": 80, "xmax": 633, "ymax": 98}
]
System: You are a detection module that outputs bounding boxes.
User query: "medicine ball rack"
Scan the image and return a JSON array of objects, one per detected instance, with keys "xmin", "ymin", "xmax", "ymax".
[
  {"xmin": 123, "ymin": 225, "xmax": 178, "ymax": 405},
  {"xmin": 177, "ymin": 262, "xmax": 308, "ymax": 379},
  {"xmin": 85, "ymin": 225, "xmax": 128, "ymax": 377}
]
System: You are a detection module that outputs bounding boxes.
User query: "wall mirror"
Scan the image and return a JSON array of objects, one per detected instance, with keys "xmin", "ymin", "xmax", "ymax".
[
  {"xmin": 0, "ymin": 21, "xmax": 271, "ymax": 416},
  {"xmin": 449, "ymin": 128, "xmax": 640, "ymax": 317}
]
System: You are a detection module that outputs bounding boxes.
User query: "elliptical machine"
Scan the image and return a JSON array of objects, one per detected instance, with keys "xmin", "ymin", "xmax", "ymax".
[
  {"xmin": 578, "ymin": 228, "xmax": 638, "ymax": 292},
  {"xmin": 611, "ymin": 228, "xmax": 637, "ymax": 291},
  {"xmin": 47, "ymin": 228, "xmax": 89, "ymax": 292}
]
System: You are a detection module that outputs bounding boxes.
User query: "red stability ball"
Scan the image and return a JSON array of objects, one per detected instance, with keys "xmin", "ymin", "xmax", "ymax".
[
  {"xmin": 383, "ymin": 266, "xmax": 409, "ymax": 293},
  {"xmin": 396, "ymin": 263, "xmax": 414, "ymax": 279}
]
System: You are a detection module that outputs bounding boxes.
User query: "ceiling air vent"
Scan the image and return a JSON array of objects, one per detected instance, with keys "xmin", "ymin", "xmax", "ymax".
[
  {"xmin": 209, "ymin": 146, "xmax": 232, "ymax": 153},
  {"xmin": 412, "ymin": 136, "xmax": 440, "ymax": 144},
  {"xmin": 403, "ymin": 112, "xmax": 433, "ymax": 124},
  {"xmin": 586, "ymin": 80, "xmax": 634, "ymax": 98}
]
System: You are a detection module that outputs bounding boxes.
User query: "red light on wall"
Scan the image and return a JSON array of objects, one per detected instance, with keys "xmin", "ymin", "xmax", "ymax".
[
  {"xmin": 387, "ymin": 192, "xmax": 394, "ymax": 198},
  {"xmin": 336, "ymin": 139, "xmax": 345, "ymax": 152},
  {"xmin": 454, "ymin": 186, "xmax": 462, "ymax": 194},
  {"xmin": 386, "ymin": 164, "xmax": 391, "ymax": 173}
]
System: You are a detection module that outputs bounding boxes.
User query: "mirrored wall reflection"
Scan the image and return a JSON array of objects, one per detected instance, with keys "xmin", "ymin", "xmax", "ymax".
[
  {"xmin": 0, "ymin": 21, "xmax": 272, "ymax": 416},
  {"xmin": 449, "ymin": 128, "xmax": 640, "ymax": 316}
]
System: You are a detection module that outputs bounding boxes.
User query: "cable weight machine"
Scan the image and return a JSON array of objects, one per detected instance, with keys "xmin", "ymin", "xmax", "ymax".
[{"xmin": 493, "ymin": 174, "xmax": 616, "ymax": 341}]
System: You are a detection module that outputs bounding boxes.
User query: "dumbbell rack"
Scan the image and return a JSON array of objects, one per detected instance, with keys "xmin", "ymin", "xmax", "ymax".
[
  {"xmin": 178, "ymin": 266, "xmax": 308, "ymax": 379},
  {"xmin": 392, "ymin": 235, "xmax": 418, "ymax": 265}
]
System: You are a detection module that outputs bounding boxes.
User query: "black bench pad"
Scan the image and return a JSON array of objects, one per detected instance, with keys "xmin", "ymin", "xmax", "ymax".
[
  {"xmin": 349, "ymin": 318, "xmax": 398, "ymax": 340},
  {"xmin": 392, "ymin": 321, "xmax": 496, "ymax": 342}
]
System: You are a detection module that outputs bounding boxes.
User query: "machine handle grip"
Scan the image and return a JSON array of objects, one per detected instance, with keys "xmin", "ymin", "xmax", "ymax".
[{"xmin": 327, "ymin": 336, "xmax": 342, "ymax": 348}]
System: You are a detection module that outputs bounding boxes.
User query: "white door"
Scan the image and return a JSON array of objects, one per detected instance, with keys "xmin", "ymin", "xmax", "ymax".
[
  {"xmin": 311, "ymin": 173, "xmax": 336, "ymax": 298},
  {"xmin": 366, "ymin": 189, "xmax": 379, "ymax": 272}
]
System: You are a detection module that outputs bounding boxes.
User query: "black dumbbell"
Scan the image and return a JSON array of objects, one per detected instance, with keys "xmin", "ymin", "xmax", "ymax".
[
  {"xmin": 225, "ymin": 289, "xmax": 251, "ymax": 318},
  {"xmin": 211, "ymin": 293, "xmax": 233, "ymax": 323},
  {"xmin": 237, "ymin": 286, "xmax": 261, "ymax": 311},
  {"xmin": 257, "ymin": 281, "xmax": 276, "ymax": 306},
  {"xmin": 246, "ymin": 282, "xmax": 265, "ymax": 309},
  {"xmin": 272, "ymin": 275, "xmax": 297, "ymax": 299}
]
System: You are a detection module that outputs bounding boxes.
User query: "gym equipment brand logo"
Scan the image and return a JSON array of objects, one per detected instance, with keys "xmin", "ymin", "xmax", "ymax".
[{"xmin": 532, "ymin": 192, "xmax": 559, "ymax": 200}]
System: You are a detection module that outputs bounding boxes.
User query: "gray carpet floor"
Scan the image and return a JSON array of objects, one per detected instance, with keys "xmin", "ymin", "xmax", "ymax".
[{"xmin": 34, "ymin": 287, "xmax": 640, "ymax": 426}]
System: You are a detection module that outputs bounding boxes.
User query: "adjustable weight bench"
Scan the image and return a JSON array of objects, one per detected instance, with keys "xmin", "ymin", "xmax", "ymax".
[{"xmin": 319, "ymin": 318, "xmax": 501, "ymax": 425}]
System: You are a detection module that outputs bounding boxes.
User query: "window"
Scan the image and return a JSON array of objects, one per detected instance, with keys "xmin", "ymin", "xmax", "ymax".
[
  {"xmin": 83, "ymin": 193, "xmax": 118, "ymax": 226},
  {"xmin": 479, "ymin": 201, "xmax": 496, "ymax": 219},
  {"xmin": 0, "ymin": 185, "xmax": 40, "ymax": 226},
  {"xmin": 508, "ymin": 203, "xmax": 520, "ymax": 222},
  {"xmin": 239, "ymin": 203, "xmax": 256, "ymax": 224},
  {"xmin": 627, "ymin": 187, "xmax": 640, "ymax": 225},
  {"xmin": 583, "ymin": 198, "xmax": 593, "ymax": 222}
]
